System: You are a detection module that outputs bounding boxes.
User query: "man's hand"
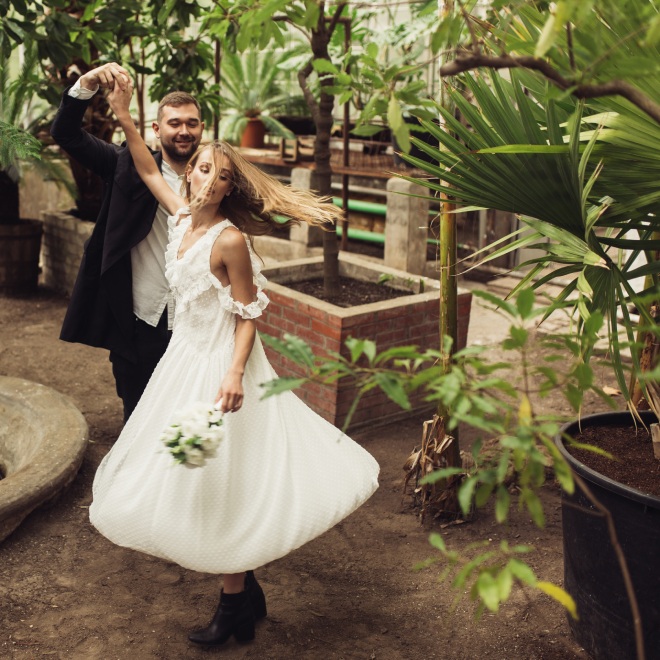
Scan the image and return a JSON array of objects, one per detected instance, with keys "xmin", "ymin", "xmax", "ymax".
[{"xmin": 79, "ymin": 63, "xmax": 130, "ymax": 92}]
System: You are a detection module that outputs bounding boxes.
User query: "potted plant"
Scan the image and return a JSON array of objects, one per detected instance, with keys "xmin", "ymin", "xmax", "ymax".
[
  {"xmin": 218, "ymin": 47, "xmax": 308, "ymax": 148},
  {"xmin": 0, "ymin": 41, "xmax": 71, "ymax": 293},
  {"xmin": 399, "ymin": 60, "xmax": 660, "ymax": 657},
  {"xmin": 0, "ymin": 121, "xmax": 43, "ymax": 292}
]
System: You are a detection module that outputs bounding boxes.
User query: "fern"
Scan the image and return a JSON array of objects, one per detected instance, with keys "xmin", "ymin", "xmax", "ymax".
[{"xmin": 0, "ymin": 120, "xmax": 41, "ymax": 169}]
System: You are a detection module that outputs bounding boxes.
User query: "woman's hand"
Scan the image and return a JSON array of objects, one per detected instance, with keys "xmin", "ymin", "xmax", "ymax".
[
  {"xmin": 216, "ymin": 369, "xmax": 245, "ymax": 413},
  {"xmin": 107, "ymin": 80, "xmax": 134, "ymax": 119}
]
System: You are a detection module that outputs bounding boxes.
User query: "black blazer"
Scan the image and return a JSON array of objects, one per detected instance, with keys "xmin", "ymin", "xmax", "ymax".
[{"xmin": 51, "ymin": 89, "xmax": 163, "ymax": 363}]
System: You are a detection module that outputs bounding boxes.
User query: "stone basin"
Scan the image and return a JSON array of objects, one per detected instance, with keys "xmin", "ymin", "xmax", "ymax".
[{"xmin": 0, "ymin": 376, "xmax": 88, "ymax": 543}]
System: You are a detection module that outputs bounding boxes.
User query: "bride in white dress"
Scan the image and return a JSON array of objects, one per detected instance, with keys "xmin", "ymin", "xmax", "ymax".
[{"xmin": 89, "ymin": 78, "xmax": 379, "ymax": 647}]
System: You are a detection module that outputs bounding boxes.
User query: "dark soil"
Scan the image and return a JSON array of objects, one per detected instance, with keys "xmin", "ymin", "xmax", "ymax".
[
  {"xmin": 569, "ymin": 425, "xmax": 660, "ymax": 497},
  {"xmin": 286, "ymin": 276, "xmax": 410, "ymax": 307}
]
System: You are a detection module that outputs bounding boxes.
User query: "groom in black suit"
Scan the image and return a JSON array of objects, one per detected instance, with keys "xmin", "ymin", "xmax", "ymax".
[{"xmin": 51, "ymin": 63, "xmax": 204, "ymax": 421}]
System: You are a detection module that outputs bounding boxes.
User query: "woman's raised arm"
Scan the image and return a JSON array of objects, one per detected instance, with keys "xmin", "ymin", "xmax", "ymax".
[{"xmin": 107, "ymin": 82, "xmax": 185, "ymax": 215}]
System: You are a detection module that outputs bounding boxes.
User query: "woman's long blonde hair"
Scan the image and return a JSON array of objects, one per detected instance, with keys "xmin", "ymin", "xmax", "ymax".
[{"xmin": 183, "ymin": 141, "xmax": 341, "ymax": 236}]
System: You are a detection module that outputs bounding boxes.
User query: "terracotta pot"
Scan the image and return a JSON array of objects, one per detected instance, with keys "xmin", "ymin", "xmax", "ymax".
[{"xmin": 240, "ymin": 118, "xmax": 266, "ymax": 149}]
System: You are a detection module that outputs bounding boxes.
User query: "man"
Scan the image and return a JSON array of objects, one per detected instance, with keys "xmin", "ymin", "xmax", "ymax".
[{"xmin": 51, "ymin": 62, "xmax": 204, "ymax": 421}]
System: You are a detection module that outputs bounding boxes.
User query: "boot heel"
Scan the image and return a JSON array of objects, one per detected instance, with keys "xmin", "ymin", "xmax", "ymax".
[{"xmin": 234, "ymin": 621, "xmax": 256, "ymax": 643}]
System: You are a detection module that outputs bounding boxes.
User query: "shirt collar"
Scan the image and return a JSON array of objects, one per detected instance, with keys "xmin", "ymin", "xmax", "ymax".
[{"xmin": 161, "ymin": 159, "xmax": 184, "ymax": 179}]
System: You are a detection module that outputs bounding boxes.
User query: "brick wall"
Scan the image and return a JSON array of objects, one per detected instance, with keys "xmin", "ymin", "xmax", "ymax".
[
  {"xmin": 257, "ymin": 281, "xmax": 473, "ymax": 430},
  {"xmin": 41, "ymin": 211, "xmax": 92, "ymax": 295}
]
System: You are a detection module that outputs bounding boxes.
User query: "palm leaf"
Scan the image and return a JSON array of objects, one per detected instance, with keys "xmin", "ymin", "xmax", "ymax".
[{"xmin": 403, "ymin": 70, "xmax": 660, "ymax": 406}]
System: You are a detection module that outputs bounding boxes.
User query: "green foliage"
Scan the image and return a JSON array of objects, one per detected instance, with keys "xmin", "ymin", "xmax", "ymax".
[
  {"xmin": 261, "ymin": 287, "xmax": 603, "ymax": 616},
  {"xmin": 395, "ymin": 69, "xmax": 660, "ymax": 413},
  {"xmin": 1, "ymin": 1, "xmax": 217, "ymax": 113},
  {"xmin": 334, "ymin": 3, "xmax": 443, "ymax": 152},
  {"xmin": 218, "ymin": 46, "xmax": 308, "ymax": 144},
  {"xmin": 0, "ymin": 36, "xmax": 74, "ymax": 199},
  {"xmin": 421, "ymin": 536, "xmax": 577, "ymax": 619},
  {"xmin": 0, "ymin": 120, "xmax": 40, "ymax": 169}
]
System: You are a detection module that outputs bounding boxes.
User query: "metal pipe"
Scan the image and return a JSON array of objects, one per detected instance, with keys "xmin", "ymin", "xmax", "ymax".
[{"xmin": 332, "ymin": 197, "xmax": 439, "ymax": 217}]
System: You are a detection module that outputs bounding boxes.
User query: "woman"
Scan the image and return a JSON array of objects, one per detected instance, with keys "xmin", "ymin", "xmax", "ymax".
[{"xmin": 89, "ymin": 79, "xmax": 379, "ymax": 647}]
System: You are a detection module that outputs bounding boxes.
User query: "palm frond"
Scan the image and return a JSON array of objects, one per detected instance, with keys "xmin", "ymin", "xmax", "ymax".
[{"xmin": 403, "ymin": 70, "xmax": 660, "ymax": 404}]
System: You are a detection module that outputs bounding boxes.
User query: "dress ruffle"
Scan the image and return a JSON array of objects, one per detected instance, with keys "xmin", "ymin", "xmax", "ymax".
[
  {"xmin": 165, "ymin": 208, "xmax": 269, "ymax": 319},
  {"xmin": 210, "ymin": 278, "xmax": 270, "ymax": 319}
]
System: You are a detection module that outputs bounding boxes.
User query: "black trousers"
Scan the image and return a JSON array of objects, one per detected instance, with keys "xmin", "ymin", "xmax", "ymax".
[{"xmin": 110, "ymin": 311, "xmax": 172, "ymax": 422}]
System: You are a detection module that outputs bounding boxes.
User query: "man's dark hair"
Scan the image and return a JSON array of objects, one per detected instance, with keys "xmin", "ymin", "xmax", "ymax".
[{"xmin": 157, "ymin": 92, "xmax": 201, "ymax": 122}]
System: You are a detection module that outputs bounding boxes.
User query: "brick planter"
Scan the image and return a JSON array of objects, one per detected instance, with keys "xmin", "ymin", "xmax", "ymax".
[{"xmin": 257, "ymin": 253, "xmax": 472, "ymax": 430}]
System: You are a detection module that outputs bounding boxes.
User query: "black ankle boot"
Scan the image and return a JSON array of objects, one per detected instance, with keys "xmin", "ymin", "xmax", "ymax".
[
  {"xmin": 245, "ymin": 570, "xmax": 267, "ymax": 620},
  {"xmin": 188, "ymin": 589, "xmax": 255, "ymax": 646}
]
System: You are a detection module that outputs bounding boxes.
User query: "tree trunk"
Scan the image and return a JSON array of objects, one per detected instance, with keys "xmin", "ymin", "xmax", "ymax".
[
  {"xmin": 437, "ymin": 0, "xmax": 462, "ymax": 474},
  {"xmin": 310, "ymin": 23, "xmax": 340, "ymax": 299}
]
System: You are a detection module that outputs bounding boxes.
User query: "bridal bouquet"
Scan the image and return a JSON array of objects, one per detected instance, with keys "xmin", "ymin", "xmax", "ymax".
[{"xmin": 160, "ymin": 401, "xmax": 224, "ymax": 467}]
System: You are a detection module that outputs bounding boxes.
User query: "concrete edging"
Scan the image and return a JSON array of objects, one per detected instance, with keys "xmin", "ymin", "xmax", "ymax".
[{"xmin": 0, "ymin": 377, "xmax": 89, "ymax": 543}]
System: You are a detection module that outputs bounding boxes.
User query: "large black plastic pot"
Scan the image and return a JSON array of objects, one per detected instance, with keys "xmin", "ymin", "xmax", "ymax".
[{"xmin": 556, "ymin": 411, "xmax": 660, "ymax": 660}]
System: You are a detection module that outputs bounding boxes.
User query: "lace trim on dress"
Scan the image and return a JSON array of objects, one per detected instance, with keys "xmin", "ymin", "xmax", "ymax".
[{"xmin": 165, "ymin": 210, "xmax": 269, "ymax": 319}]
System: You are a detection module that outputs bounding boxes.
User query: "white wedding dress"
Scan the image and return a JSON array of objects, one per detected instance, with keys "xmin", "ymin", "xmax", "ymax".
[{"xmin": 89, "ymin": 209, "xmax": 379, "ymax": 573}]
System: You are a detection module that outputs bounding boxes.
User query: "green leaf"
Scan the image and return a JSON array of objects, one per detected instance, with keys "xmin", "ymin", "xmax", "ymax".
[
  {"xmin": 494, "ymin": 486, "xmax": 510, "ymax": 523},
  {"xmin": 458, "ymin": 476, "xmax": 478, "ymax": 516},
  {"xmin": 508, "ymin": 559, "xmax": 537, "ymax": 586},
  {"xmin": 515, "ymin": 288, "xmax": 535, "ymax": 320},
  {"xmin": 346, "ymin": 337, "xmax": 366, "ymax": 363},
  {"xmin": 366, "ymin": 41, "xmax": 378, "ymax": 59},
  {"xmin": 504, "ymin": 326, "xmax": 529, "ymax": 350},
  {"xmin": 476, "ymin": 572, "xmax": 500, "ymax": 612},
  {"xmin": 157, "ymin": 0, "xmax": 176, "ymax": 25},
  {"xmin": 373, "ymin": 372, "xmax": 410, "ymax": 409},
  {"xmin": 351, "ymin": 123, "xmax": 387, "ymax": 137},
  {"xmin": 312, "ymin": 58, "xmax": 338, "ymax": 75},
  {"xmin": 392, "ymin": 122, "xmax": 411, "ymax": 154},
  {"xmin": 428, "ymin": 532, "xmax": 446, "ymax": 552},
  {"xmin": 496, "ymin": 566, "xmax": 513, "ymax": 603},
  {"xmin": 337, "ymin": 90, "xmax": 353, "ymax": 105},
  {"xmin": 387, "ymin": 94, "xmax": 403, "ymax": 133},
  {"xmin": 644, "ymin": 12, "xmax": 660, "ymax": 46},
  {"xmin": 363, "ymin": 340, "xmax": 377, "ymax": 364},
  {"xmin": 521, "ymin": 488, "xmax": 545, "ymax": 527},
  {"xmin": 537, "ymin": 581, "xmax": 578, "ymax": 619},
  {"xmin": 475, "ymin": 482, "xmax": 494, "ymax": 508},
  {"xmin": 260, "ymin": 333, "xmax": 315, "ymax": 368},
  {"xmin": 260, "ymin": 377, "xmax": 307, "ymax": 398}
]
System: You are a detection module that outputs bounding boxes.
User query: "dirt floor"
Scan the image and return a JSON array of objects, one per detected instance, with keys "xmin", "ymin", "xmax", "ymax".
[{"xmin": 0, "ymin": 284, "xmax": 609, "ymax": 660}]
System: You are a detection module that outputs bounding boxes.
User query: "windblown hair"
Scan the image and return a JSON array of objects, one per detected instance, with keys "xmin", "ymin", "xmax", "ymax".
[
  {"xmin": 182, "ymin": 141, "xmax": 341, "ymax": 236},
  {"xmin": 157, "ymin": 91, "xmax": 202, "ymax": 122}
]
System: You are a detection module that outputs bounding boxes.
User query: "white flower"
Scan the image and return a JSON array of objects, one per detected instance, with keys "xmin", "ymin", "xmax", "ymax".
[
  {"xmin": 208, "ymin": 409, "xmax": 223, "ymax": 425},
  {"xmin": 160, "ymin": 425, "xmax": 182, "ymax": 443},
  {"xmin": 180, "ymin": 418, "xmax": 208, "ymax": 439},
  {"xmin": 161, "ymin": 400, "xmax": 225, "ymax": 467},
  {"xmin": 184, "ymin": 446, "xmax": 206, "ymax": 466},
  {"xmin": 200, "ymin": 431, "xmax": 222, "ymax": 452}
]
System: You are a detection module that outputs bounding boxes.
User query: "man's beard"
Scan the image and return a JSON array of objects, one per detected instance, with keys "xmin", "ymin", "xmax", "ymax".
[{"xmin": 162, "ymin": 139, "xmax": 197, "ymax": 163}]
